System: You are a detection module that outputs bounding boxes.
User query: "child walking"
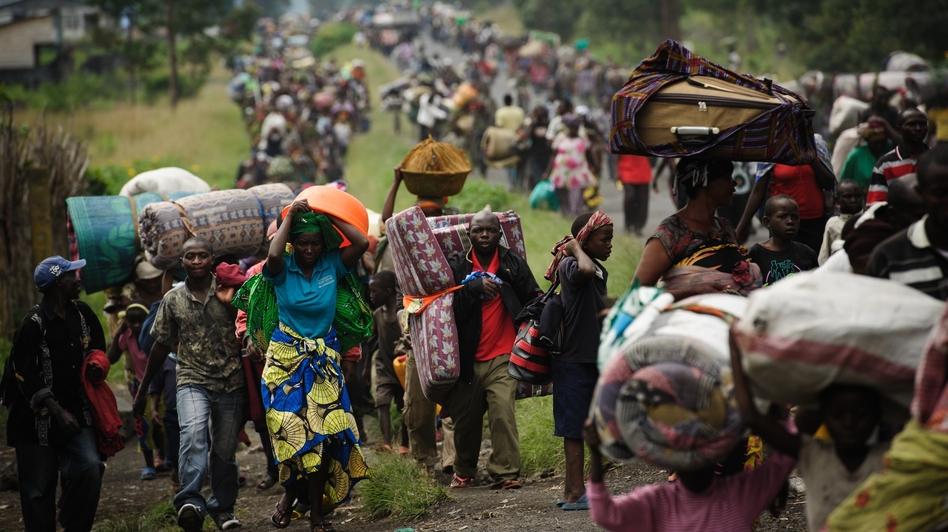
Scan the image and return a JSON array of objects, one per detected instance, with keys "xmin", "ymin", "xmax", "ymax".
[
  {"xmin": 364, "ymin": 271, "xmax": 409, "ymax": 454},
  {"xmin": 583, "ymin": 419, "xmax": 795, "ymax": 531},
  {"xmin": 546, "ymin": 211, "xmax": 613, "ymax": 510},
  {"xmin": 106, "ymin": 300, "xmax": 166, "ymax": 481},
  {"xmin": 818, "ymin": 179, "xmax": 864, "ymax": 265},
  {"xmin": 749, "ymin": 195, "xmax": 819, "ymax": 284},
  {"xmin": 730, "ymin": 332, "xmax": 890, "ymax": 531}
]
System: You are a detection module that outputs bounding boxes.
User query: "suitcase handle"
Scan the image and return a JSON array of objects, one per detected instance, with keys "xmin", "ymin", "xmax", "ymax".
[{"xmin": 670, "ymin": 126, "xmax": 721, "ymax": 147}]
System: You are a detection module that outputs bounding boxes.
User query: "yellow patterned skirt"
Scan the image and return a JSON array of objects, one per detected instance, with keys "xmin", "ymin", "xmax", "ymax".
[{"xmin": 262, "ymin": 322, "xmax": 369, "ymax": 504}]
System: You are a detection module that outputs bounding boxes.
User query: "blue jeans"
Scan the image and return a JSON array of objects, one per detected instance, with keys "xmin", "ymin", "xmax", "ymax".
[
  {"xmin": 174, "ymin": 384, "xmax": 244, "ymax": 517},
  {"xmin": 16, "ymin": 426, "xmax": 102, "ymax": 532}
]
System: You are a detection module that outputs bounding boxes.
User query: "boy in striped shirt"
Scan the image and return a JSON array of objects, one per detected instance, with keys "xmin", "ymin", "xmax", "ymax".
[{"xmin": 866, "ymin": 108, "xmax": 930, "ymax": 205}]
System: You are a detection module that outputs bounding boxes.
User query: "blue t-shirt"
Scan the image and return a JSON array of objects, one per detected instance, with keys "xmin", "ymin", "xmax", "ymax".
[{"xmin": 264, "ymin": 250, "xmax": 351, "ymax": 338}]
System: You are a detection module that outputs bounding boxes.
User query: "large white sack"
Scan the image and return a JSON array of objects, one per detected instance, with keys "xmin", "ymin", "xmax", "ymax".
[
  {"xmin": 828, "ymin": 96, "xmax": 869, "ymax": 136},
  {"xmin": 733, "ymin": 272, "xmax": 944, "ymax": 410},
  {"xmin": 119, "ymin": 167, "xmax": 212, "ymax": 197}
]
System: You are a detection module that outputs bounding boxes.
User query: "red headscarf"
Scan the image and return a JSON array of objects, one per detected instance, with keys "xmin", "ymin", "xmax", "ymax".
[{"xmin": 544, "ymin": 210, "xmax": 613, "ymax": 284}]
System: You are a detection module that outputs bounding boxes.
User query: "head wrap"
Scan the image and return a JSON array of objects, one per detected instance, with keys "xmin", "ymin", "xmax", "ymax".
[
  {"xmin": 545, "ymin": 210, "xmax": 613, "ymax": 283},
  {"xmin": 674, "ymin": 157, "xmax": 734, "ymax": 197},
  {"xmin": 290, "ymin": 210, "xmax": 344, "ymax": 250}
]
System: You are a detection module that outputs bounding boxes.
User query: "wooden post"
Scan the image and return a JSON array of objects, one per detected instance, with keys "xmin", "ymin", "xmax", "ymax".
[{"xmin": 28, "ymin": 167, "xmax": 53, "ymax": 266}]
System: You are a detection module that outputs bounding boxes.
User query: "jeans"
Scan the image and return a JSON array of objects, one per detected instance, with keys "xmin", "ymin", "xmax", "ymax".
[
  {"xmin": 16, "ymin": 426, "xmax": 102, "ymax": 532},
  {"xmin": 174, "ymin": 384, "xmax": 245, "ymax": 517}
]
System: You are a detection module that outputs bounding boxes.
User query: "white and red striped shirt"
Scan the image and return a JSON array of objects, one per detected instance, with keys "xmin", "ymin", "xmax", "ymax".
[{"xmin": 866, "ymin": 145, "xmax": 929, "ymax": 204}]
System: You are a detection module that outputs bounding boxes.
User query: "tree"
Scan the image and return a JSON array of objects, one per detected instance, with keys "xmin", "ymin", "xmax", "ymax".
[
  {"xmin": 753, "ymin": 0, "xmax": 948, "ymax": 73},
  {"xmin": 156, "ymin": 0, "xmax": 230, "ymax": 107}
]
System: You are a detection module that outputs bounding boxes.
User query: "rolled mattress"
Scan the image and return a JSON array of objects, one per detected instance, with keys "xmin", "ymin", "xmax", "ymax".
[
  {"xmin": 66, "ymin": 191, "xmax": 199, "ymax": 294},
  {"xmin": 139, "ymin": 184, "xmax": 293, "ymax": 269}
]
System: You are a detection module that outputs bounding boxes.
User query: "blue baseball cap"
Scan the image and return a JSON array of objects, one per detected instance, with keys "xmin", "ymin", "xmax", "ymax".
[{"xmin": 34, "ymin": 256, "xmax": 86, "ymax": 292}]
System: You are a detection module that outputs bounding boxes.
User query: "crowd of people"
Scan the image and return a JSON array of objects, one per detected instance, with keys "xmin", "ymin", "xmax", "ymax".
[
  {"xmin": 229, "ymin": 14, "xmax": 372, "ymax": 191},
  {"xmin": 4, "ymin": 4, "xmax": 948, "ymax": 532}
]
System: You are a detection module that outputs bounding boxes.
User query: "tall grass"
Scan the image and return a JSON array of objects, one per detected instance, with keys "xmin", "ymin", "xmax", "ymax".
[
  {"xmin": 516, "ymin": 396, "xmax": 563, "ymax": 475},
  {"xmin": 361, "ymin": 453, "xmax": 449, "ymax": 519}
]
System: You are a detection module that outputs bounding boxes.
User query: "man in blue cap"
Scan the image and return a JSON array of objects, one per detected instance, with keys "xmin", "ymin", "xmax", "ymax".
[{"xmin": 4, "ymin": 255, "xmax": 107, "ymax": 531}]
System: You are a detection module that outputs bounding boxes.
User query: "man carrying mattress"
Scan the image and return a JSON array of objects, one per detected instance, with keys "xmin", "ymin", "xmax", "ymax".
[{"xmin": 447, "ymin": 209, "xmax": 542, "ymax": 489}]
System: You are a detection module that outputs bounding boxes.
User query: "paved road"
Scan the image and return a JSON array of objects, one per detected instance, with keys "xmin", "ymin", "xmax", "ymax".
[{"xmin": 416, "ymin": 33, "xmax": 766, "ymax": 243}]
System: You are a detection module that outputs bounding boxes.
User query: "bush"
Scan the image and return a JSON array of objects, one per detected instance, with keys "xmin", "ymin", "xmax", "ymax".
[
  {"xmin": 4, "ymin": 72, "xmax": 127, "ymax": 112},
  {"xmin": 311, "ymin": 22, "xmax": 359, "ymax": 58},
  {"xmin": 450, "ymin": 179, "xmax": 513, "ymax": 214},
  {"xmin": 361, "ymin": 453, "xmax": 449, "ymax": 519}
]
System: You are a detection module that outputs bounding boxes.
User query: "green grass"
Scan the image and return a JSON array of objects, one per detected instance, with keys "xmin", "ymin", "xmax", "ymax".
[
  {"xmin": 515, "ymin": 395, "xmax": 562, "ymax": 475},
  {"xmin": 93, "ymin": 500, "xmax": 177, "ymax": 532},
  {"xmin": 361, "ymin": 453, "xmax": 449, "ymax": 519}
]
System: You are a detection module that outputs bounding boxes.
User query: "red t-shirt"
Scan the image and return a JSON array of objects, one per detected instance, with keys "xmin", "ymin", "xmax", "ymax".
[
  {"xmin": 770, "ymin": 164, "xmax": 824, "ymax": 220},
  {"xmin": 472, "ymin": 250, "xmax": 517, "ymax": 362},
  {"xmin": 617, "ymin": 155, "xmax": 653, "ymax": 185}
]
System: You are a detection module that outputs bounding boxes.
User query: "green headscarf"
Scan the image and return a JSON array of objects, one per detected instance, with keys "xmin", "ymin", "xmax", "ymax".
[{"xmin": 289, "ymin": 210, "xmax": 344, "ymax": 250}]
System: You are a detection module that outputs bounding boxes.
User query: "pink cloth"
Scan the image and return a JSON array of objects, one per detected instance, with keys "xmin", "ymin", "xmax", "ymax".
[
  {"xmin": 549, "ymin": 134, "xmax": 596, "ymax": 190},
  {"xmin": 117, "ymin": 328, "xmax": 147, "ymax": 383},
  {"xmin": 587, "ymin": 451, "xmax": 795, "ymax": 532}
]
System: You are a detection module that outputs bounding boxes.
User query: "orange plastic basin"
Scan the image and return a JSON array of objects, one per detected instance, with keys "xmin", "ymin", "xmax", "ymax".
[{"xmin": 282, "ymin": 186, "xmax": 370, "ymax": 238}]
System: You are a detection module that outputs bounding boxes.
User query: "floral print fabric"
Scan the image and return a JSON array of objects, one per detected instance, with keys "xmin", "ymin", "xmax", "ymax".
[{"xmin": 549, "ymin": 134, "xmax": 597, "ymax": 190}]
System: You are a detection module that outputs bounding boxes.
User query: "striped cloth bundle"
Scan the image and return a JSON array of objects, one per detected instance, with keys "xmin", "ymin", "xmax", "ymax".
[{"xmin": 139, "ymin": 184, "xmax": 293, "ymax": 269}]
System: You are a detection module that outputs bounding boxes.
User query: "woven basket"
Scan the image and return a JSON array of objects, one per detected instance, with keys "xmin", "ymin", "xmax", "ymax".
[{"xmin": 400, "ymin": 136, "xmax": 471, "ymax": 197}]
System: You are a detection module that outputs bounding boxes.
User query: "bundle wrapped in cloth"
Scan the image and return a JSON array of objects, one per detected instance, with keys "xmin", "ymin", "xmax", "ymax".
[
  {"xmin": 824, "ymin": 301, "xmax": 948, "ymax": 532},
  {"xmin": 591, "ymin": 291, "xmax": 748, "ymax": 470},
  {"xmin": 139, "ymin": 184, "xmax": 293, "ymax": 269},
  {"xmin": 732, "ymin": 272, "xmax": 942, "ymax": 411},
  {"xmin": 400, "ymin": 136, "xmax": 471, "ymax": 198},
  {"xmin": 66, "ymin": 191, "xmax": 201, "ymax": 294}
]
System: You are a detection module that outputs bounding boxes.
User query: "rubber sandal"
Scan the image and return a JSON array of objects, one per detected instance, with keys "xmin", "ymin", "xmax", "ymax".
[
  {"xmin": 374, "ymin": 444, "xmax": 393, "ymax": 453},
  {"xmin": 312, "ymin": 521, "xmax": 336, "ymax": 532},
  {"xmin": 450, "ymin": 474, "xmax": 472, "ymax": 489},
  {"xmin": 270, "ymin": 502, "xmax": 292, "ymax": 529},
  {"xmin": 256, "ymin": 474, "xmax": 278, "ymax": 491},
  {"xmin": 555, "ymin": 499, "xmax": 568, "ymax": 507},
  {"xmin": 562, "ymin": 494, "xmax": 589, "ymax": 511},
  {"xmin": 397, "ymin": 445, "xmax": 410, "ymax": 455},
  {"xmin": 140, "ymin": 467, "xmax": 157, "ymax": 481},
  {"xmin": 500, "ymin": 479, "xmax": 521, "ymax": 490}
]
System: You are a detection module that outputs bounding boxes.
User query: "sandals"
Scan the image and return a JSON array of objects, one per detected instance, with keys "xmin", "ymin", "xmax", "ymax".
[
  {"xmin": 140, "ymin": 467, "xmax": 157, "ymax": 481},
  {"xmin": 488, "ymin": 478, "xmax": 521, "ymax": 490},
  {"xmin": 311, "ymin": 521, "xmax": 336, "ymax": 532},
  {"xmin": 270, "ymin": 502, "xmax": 292, "ymax": 529},
  {"xmin": 450, "ymin": 474, "xmax": 473, "ymax": 489},
  {"xmin": 562, "ymin": 494, "xmax": 590, "ymax": 511},
  {"xmin": 256, "ymin": 474, "xmax": 278, "ymax": 491}
]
